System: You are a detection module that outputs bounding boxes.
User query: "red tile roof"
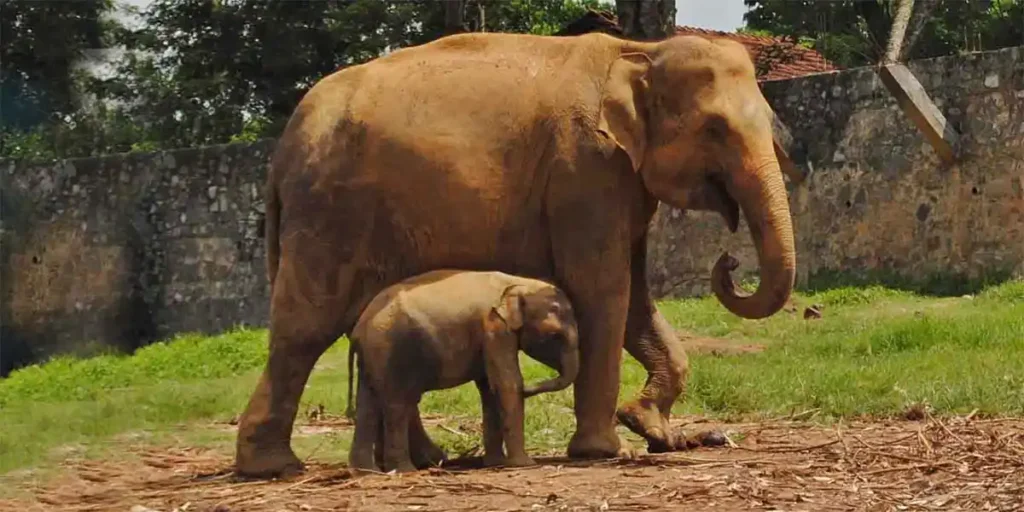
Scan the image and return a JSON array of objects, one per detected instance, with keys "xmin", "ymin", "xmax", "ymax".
[{"xmin": 675, "ymin": 25, "xmax": 837, "ymax": 81}]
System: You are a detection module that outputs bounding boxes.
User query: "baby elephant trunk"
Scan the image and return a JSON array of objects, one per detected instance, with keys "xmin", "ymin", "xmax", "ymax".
[{"xmin": 523, "ymin": 344, "xmax": 580, "ymax": 398}]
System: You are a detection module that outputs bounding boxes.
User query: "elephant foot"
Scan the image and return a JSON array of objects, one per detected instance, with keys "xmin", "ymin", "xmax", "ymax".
[
  {"xmin": 410, "ymin": 442, "xmax": 448, "ymax": 469},
  {"xmin": 503, "ymin": 454, "xmax": 537, "ymax": 467},
  {"xmin": 386, "ymin": 460, "xmax": 418, "ymax": 474},
  {"xmin": 234, "ymin": 443, "xmax": 304, "ymax": 479},
  {"xmin": 567, "ymin": 428, "xmax": 638, "ymax": 460},
  {"xmin": 615, "ymin": 401, "xmax": 678, "ymax": 454},
  {"xmin": 482, "ymin": 452, "xmax": 507, "ymax": 468}
]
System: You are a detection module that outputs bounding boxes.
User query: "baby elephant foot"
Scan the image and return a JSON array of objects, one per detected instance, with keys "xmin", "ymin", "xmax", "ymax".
[
  {"xmin": 482, "ymin": 452, "xmax": 507, "ymax": 468},
  {"xmin": 410, "ymin": 445, "xmax": 447, "ymax": 469},
  {"xmin": 392, "ymin": 462, "xmax": 418, "ymax": 474},
  {"xmin": 501, "ymin": 454, "xmax": 537, "ymax": 468}
]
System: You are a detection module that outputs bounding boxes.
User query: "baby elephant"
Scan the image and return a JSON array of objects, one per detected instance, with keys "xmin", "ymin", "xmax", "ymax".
[{"xmin": 347, "ymin": 269, "xmax": 581, "ymax": 473}]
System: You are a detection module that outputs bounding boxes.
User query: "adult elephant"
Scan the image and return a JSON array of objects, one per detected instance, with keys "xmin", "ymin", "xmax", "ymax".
[{"xmin": 235, "ymin": 31, "xmax": 796, "ymax": 478}]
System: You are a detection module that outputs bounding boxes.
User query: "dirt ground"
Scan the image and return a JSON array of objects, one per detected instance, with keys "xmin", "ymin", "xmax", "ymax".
[{"xmin": 3, "ymin": 413, "xmax": 1022, "ymax": 512}]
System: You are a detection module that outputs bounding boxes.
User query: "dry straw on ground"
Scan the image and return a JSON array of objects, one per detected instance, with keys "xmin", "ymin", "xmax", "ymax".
[{"xmin": 3, "ymin": 413, "xmax": 1022, "ymax": 511}]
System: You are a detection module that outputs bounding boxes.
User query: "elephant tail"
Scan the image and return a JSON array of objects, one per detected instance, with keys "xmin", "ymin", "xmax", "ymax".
[
  {"xmin": 345, "ymin": 342, "xmax": 357, "ymax": 420},
  {"xmin": 264, "ymin": 177, "xmax": 281, "ymax": 294}
]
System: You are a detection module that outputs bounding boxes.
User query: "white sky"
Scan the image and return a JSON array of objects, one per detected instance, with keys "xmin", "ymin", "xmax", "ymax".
[
  {"xmin": 676, "ymin": 0, "xmax": 748, "ymax": 32},
  {"xmin": 116, "ymin": 0, "xmax": 749, "ymax": 33}
]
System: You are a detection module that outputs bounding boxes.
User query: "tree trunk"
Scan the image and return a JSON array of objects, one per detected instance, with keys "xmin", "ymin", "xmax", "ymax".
[
  {"xmin": 616, "ymin": 0, "xmax": 676, "ymax": 40},
  {"xmin": 443, "ymin": 0, "xmax": 465, "ymax": 36},
  {"xmin": 883, "ymin": 0, "xmax": 915, "ymax": 64},
  {"xmin": 554, "ymin": 9, "xmax": 623, "ymax": 37},
  {"xmin": 901, "ymin": 0, "xmax": 937, "ymax": 61}
]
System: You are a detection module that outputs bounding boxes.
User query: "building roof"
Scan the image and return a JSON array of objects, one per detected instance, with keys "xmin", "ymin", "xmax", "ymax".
[{"xmin": 675, "ymin": 25, "xmax": 836, "ymax": 81}]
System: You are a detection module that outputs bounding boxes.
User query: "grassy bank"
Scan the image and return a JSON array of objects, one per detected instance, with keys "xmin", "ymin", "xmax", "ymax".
[{"xmin": 1, "ymin": 280, "xmax": 1022, "ymax": 475}]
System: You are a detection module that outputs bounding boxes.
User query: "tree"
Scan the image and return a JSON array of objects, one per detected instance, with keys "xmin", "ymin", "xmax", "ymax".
[
  {"xmin": 100, "ymin": 0, "xmax": 614, "ymax": 151},
  {"xmin": 0, "ymin": 0, "xmax": 119, "ymax": 158},
  {"xmin": 0, "ymin": 0, "xmax": 114, "ymax": 131},
  {"xmin": 3, "ymin": 0, "xmax": 618, "ymax": 158},
  {"xmin": 883, "ymin": 0, "xmax": 915, "ymax": 63},
  {"xmin": 616, "ymin": 0, "xmax": 676, "ymax": 40},
  {"xmin": 444, "ymin": 0, "xmax": 466, "ymax": 34},
  {"xmin": 743, "ymin": 0, "xmax": 1023, "ymax": 68}
]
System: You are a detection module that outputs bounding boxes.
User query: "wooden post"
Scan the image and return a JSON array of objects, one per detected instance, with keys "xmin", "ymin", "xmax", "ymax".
[{"xmin": 876, "ymin": 63, "xmax": 960, "ymax": 164}]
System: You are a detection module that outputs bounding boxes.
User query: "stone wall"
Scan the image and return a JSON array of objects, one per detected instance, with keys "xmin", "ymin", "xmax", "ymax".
[
  {"xmin": 647, "ymin": 45, "xmax": 1024, "ymax": 297},
  {"xmin": 3, "ymin": 46, "xmax": 1022, "ymax": 374},
  {"xmin": 1, "ymin": 141, "xmax": 275, "ymax": 375}
]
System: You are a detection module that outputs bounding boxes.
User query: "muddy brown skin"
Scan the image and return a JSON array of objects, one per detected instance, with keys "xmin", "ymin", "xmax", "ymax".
[
  {"xmin": 347, "ymin": 270, "xmax": 581, "ymax": 473},
  {"xmin": 235, "ymin": 31, "xmax": 796, "ymax": 478}
]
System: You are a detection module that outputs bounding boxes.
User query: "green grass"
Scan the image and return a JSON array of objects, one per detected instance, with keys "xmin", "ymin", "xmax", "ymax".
[{"xmin": 1, "ymin": 280, "xmax": 1022, "ymax": 477}]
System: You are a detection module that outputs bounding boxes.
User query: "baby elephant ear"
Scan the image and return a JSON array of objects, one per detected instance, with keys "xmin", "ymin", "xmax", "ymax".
[{"xmin": 492, "ymin": 284, "xmax": 524, "ymax": 331}]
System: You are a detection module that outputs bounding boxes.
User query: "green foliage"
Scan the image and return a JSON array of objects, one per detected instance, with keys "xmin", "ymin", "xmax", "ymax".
[
  {"xmin": 461, "ymin": 0, "xmax": 614, "ymax": 36},
  {"xmin": 0, "ymin": 0, "xmax": 612, "ymax": 160},
  {"xmin": 0, "ymin": 0, "xmax": 115, "ymax": 131},
  {"xmin": 0, "ymin": 327, "xmax": 268, "ymax": 407},
  {"xmin": 743, "ymin": 0, "xmax": 1024, "ymax": 68},
  {"xmin": 804, "ymin": 267, "xmax": 1017, "ymax": 297}
]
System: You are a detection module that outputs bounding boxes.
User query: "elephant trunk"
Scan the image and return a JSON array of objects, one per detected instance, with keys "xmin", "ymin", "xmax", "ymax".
[
  {"xmin": 523, "ymin": 342, "xmax": 580, "ymax": 398},
  {"xmin": 711, "ymin": 153, "xmax": 797, "ymax": 320}
]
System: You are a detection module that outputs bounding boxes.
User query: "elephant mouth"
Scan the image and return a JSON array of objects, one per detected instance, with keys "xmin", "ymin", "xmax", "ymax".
[{"xmin": 702, "ymin": 174, "xmax": 740, "ymax": 233}]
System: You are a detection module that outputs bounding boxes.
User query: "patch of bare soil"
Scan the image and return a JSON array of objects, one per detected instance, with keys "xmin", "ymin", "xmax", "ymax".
[
  {"xmin": 3, "ymin": 415, "xmax": 1023, "ymax": 512},
  {"xmin": 677, "ymin": 334, "xmax": 766, "ymax": 356}
]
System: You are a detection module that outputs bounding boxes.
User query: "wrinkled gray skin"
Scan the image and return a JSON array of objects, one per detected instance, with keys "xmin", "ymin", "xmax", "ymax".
[{"xmin": 346, "ymin": 270, "xmax": 581, "ymax": 473}]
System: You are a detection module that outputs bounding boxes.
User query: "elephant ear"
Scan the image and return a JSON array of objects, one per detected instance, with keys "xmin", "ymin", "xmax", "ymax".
[
  {"xmin": 491, "ymin": 284, "xmax": 524, "ymax": 331},
  {"xmin": 597, "ymin": 52, "xmax": 652, "ymax": 173}
]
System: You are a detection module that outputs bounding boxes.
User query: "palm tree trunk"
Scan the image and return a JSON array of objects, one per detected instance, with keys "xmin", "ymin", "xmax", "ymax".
[{"xmin": 883, "ymin": 0, "xmax": 916, "ymax": 64}]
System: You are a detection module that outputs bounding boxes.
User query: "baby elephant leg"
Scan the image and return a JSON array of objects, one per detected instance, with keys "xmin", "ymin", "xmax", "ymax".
[
  {"xmin": 475, "ymin": 379, "xmax": 507, "ymax": 467},
  {"xmin": 348, "ymin": 375, "xmax": 381, "ymax": 473},
  {"xmin": 382, "ymin": 401, "xmax": 417, "ymax": 473},
  {"xmin": 408, "ymin": 407, "xmax": 447, "ymax": 469},
  {"xmin": 482, "ymin": 330, "xmax": 535, "ymax": 467}
]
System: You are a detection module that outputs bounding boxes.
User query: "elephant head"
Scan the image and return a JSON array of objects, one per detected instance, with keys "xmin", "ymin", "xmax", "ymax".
[
  {"xmin": 597, "ymin": 35, "xmax": 796, "ymax": 319},
  {"xmin": 491, "ymin": 283, "xmax": 581, "ymax": 397}
]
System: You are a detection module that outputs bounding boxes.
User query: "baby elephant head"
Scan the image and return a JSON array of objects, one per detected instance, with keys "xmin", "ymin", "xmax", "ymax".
[{"xmin": 492, "ymin": 282, "xmax": 581, "ymax": 398}]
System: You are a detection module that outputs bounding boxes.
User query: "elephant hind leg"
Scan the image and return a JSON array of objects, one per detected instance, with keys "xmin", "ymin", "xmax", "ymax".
[
  {"xmin": 408, "ymin": 409, "xmax": 447, "ymax": 469},
  {"xmin": 349, "ymin": 372, "xmax": 383, "ymax": 473},
  {"xmin": 382, "ymin": 402, "xmax": 417, "ymax": 473},
  {"xmin": 234, "ymin": 262, "xmax": 356, "ymax": 478}
]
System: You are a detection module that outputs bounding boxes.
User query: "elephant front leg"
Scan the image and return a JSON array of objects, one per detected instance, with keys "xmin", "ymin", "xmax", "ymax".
[
  {"xmin": 617, "ymin": 305, "xmax": 691, "ymax": 453},
  {"xmin": 482, "ymin": 337, "xmax": 535, "ymax": 467},
  {"xmin": 550, "ymin": 208, "xmax": 637, "ymax": 460},
  {"xmin": 616, "ymin": 240, "xmax": 692, "ymax": 453},
  {"xmin": 475, "ymin": 379, "xmax": 507, "ymax": 467},
  {"xmin": 564, "ymin": 283, "xmax": 637, "ymax": 460}
]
